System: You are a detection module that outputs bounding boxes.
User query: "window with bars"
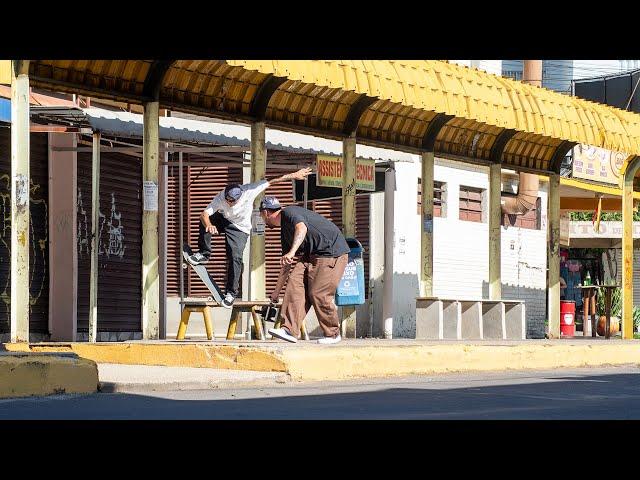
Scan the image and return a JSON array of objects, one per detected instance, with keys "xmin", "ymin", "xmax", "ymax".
[
  {"xmin": 417, "ymin": 179, "xmax": 446, "ymax": 217},
  {"xmin": 459, "ymin": 185, "xmax": 484, "ymax": 222}
]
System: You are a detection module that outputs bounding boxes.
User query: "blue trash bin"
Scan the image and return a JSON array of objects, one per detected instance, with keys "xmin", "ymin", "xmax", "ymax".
[{"xmin": 335, "ymin": 238, "xmax": 365, "ymax": 306}]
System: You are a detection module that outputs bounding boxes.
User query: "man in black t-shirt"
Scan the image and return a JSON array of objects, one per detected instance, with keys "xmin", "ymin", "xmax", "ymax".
[{"xmin": 259, "ymin": 196, "xmax": 349, "ymax": 345}]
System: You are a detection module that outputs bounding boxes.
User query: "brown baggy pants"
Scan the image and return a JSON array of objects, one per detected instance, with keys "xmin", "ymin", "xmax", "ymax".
[{"xmin": 280, "ymin": 254, "xmax": 348, "ymax": 338}]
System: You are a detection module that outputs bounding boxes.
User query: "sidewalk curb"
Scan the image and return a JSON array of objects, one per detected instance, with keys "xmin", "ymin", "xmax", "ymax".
[
  {"xmin": 98, "ymin": 373, "xmax": 291, "ymax": 393},
  {"xmin": 0, "ymin": 353, "xmax": 98, "ymax": 399}
]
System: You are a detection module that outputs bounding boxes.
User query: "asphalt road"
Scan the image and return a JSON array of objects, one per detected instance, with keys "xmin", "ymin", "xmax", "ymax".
[{"xmin": 2, "ymin": 366, "xmax": 640, "ymax": 420}]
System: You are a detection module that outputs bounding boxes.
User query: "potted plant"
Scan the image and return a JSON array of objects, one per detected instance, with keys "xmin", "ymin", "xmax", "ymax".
[{"xmin": 595, "ymin": 285, "xmax": 621, "ymax": 336}]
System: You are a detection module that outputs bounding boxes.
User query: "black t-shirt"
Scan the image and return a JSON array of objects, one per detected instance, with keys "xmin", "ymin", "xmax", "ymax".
[{"xmin": 280, "ymin": 206, "xmax": 350, "ymax": 258}]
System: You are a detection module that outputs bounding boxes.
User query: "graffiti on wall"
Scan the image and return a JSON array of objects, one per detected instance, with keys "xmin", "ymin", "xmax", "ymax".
[
  {"xmin": 0, "ymin": 174, "xmax": 48, "ymax": 311},
  {"xmin": 77, "ymin": 189, "xmax": 126, "ymax": 260}
]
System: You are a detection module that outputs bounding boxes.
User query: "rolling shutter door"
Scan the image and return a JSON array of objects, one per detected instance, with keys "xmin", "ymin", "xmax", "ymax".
[
  {"xmin": 186, "ymin": 158, "xmax": 242, "ymax": 296},
  {"xmin": 0, "ymin": 130, "xmax": 49, "ymax": 334},
  {"xmin": 166, "ymin": 156, "xmax": 242, "ymax": 297},
  {"xmin": 77, "ymin": 150, "xmax": 142, "ymax": 332}
]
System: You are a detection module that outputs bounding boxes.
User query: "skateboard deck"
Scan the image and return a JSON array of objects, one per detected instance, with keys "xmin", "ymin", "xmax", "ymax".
[{"xmin": 182, "ymin": 244, "xmax": 224, "ymax": 304}]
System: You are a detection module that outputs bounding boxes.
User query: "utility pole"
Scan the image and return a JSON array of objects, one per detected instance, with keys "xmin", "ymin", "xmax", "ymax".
[{"xmin": 523, "ymin": 60, "xmax": 542, "ymax": 87}]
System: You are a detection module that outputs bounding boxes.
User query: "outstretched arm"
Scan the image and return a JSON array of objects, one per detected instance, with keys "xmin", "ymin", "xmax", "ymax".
[{"xmin": 266, "ymin": 167, "xmax": 312, "ymax": 186}]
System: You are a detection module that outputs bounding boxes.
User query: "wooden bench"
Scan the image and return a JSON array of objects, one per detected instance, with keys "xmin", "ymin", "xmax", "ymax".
[
  {"xmin": 177, "ymin": 298, "xmax": 309, "ymax": 341},
  {"xmin": 416, "ymin": 297, "xmax": 526, "ymax": 340}
]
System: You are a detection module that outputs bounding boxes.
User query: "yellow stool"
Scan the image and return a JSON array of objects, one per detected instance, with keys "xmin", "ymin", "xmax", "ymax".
[{"xmin": 176, "ymin": 305, "xmax": 213, "ymax": 340}]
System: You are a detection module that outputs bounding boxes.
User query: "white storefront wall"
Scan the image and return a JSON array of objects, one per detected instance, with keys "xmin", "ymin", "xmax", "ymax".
[{"xmin": 388, "ymin": 157, "xmax": 548, "ymax": 338}]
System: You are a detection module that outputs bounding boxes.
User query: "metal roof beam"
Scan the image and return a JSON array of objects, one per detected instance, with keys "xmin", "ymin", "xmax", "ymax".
[
  {"xmin": 143, "ymin": 60, "xmax": 175, "ymax": 100},
  {"xmin": 249, "ymin": 74, "xmax": 287, "ymax": 121},
  {"xmin": 342, "ymin": 95, "xmax": 376, "ymax": 136},
  {"xmin": 549, "ymin": 140, "xmax": 576, "ymax": 173},
  {"xmin": 421, "ymin": 114, "xmax": 453, "ymax": 151},
  {"xmin": 489, "ymin": 129, "xmax": 517, "ymax": 163}
]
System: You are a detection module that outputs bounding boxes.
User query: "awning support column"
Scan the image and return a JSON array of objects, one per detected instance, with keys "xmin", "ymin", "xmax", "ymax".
[
  {"xmin": 10, "ymin": 60, "xmax": 30, "ymax": 343},
  {"xmin": 547, "ymin": 173, "xmax": 560, "ymax": 339},
  {"xmin": 89, "ymin": 131, "xmax": 101, "ymax": 342},
  {"xmin": 420, "ymin": 151, "xmax": 434, "ymax": 297},
  {"xmin": 250, "ymin": 122, "xmax": 266, "ymax": 305},
  {"xmin": 142, "ymin": 100, "xmax": 160, "ymax": 339},
  {"xmin": 341, "ymin": 133, "xmax": 357, "ymax": 338},
  {"xmin": 488, "ymin": 162, "xmax": 502, "ymax": 300},
  {"xmin": 622, "ymin": 156, "xmax": 640, "ymax": 340}
]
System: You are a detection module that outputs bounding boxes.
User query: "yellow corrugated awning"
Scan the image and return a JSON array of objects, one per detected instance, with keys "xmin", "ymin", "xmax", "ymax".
[{"xmin": 22, "ymin": 59, "xmax": 640, "ymax": 174}]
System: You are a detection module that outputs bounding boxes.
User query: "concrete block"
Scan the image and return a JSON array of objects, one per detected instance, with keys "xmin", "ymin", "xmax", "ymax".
[
  {"xmin": 482, "ymin": 301, "xmax": 505, "ymax": 340},
  {"xmin": 461, "ymin": 301, "xmax": 482, "ymax": 340},
  {"xmin": 415, "ymin": 299, "xmax": 442, "ymax": 339}
]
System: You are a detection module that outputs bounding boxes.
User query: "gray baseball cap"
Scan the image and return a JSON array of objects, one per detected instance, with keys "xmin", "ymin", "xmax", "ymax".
[
  {"xmin": 224, "ymin": 184, "xmax": 243, "ymax": 201},
  {"xmin": 259, "ymin": 196, "xmax": 281, "ymax": 211}
]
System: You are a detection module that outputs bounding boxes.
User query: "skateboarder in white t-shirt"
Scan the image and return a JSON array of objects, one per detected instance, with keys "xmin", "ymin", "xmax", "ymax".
[{"xmin": 186, "ymin": 167, "xmax": 312, "ymax": 308}]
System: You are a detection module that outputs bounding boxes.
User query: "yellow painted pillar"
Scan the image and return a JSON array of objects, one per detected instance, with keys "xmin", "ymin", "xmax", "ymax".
[
  {"xmin": 488, "ymin": 162, "xmax": 502, "ymax": 300},
  {"xmin": 10, "ymin": 60, "xmax": 30, "ymax": 343},
  {"xmin": 622, "ymin": 158, "xmax": 640, "ymax": 340},
  {"xmin": 89, "ymin": 132, "xmax": 100, "ymax": 343},
  {"xmin": 250, "ymin": 122, "xmax": 266, "ymax": 302},
  {"xmin": 547, "ymin": 173, "xmax": 560, "ymax": 339},
  {"xmin": 342, "ymin": 133, "xmax": 357, "ymax": 337},
  {"xmin": 420, "ymin": 151, "xmax": 434, "ymax": 297},
  {"xmin": 142, "ymin": 101, "xmax": 160, "ymax": 339}
]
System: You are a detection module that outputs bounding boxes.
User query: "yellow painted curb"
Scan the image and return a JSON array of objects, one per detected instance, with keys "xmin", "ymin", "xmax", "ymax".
[
  {"xmin": 5, "ymin": 343, "xmax": 640, "ymax": 383},
  {"xmin": 4, "ymin": 343, "xmax": 288, "ymax": 372},
  {"xmin": 277, "ymin": 344, "xmax": 640, "ymax": 381},
  {"xmin": 0, "ymin": 354, "xmax": 98, "ymax": 399}
]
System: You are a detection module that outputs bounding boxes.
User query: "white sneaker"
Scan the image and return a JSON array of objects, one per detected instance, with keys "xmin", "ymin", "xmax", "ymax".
[
  {"xmin": 268, "ymin": 327, "xmax": 298, "ymax": 343},
  {"xmin": 317, "ymin": 334, "xmax": 342, "ymax": 345}
]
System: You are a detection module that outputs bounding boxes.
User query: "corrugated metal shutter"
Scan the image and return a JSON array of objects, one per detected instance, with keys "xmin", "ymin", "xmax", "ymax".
[
  {"xmin": 0, "ymin": 130, "xmax": 49, "ymax": 334},
  {"xmin": 310, "ymin": 195, "xmax": 370, "ymax": 296},
  {"xmin": 77, "ymin": 150, "xmax": 142, "ymax": 332},
  {"xmin": 166, "ymin": 157, "xmax": 187, "ymax": 296},
  {"xmin": 166, "ymin": 156, "xmax": 242, "ymax": 297},
  {"xmin": 186, "ymin": 157, "xmax": 242, "ymax": 296}
]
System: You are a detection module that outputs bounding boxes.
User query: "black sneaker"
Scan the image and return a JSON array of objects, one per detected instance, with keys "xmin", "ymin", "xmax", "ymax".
[
  {"xmin": 222, "ymin": 293, "xmax": 235, "ymax": 309},
  {"xmin": 187, "ymin": 252, "xmax": 208, "ymax": 266}
]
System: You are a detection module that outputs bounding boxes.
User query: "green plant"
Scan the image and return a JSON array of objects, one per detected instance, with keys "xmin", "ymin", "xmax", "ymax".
[{"xmin": 596, "ymin": 286, "xmax": 622, "ymax": 318}]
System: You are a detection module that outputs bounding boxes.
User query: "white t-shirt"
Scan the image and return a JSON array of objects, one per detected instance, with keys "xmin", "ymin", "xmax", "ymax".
[{"xmin": 204, "ymin": 180, "xmax": 269, "ymax": 234}]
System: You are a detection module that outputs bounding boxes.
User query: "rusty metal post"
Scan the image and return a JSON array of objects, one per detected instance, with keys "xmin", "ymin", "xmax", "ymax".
[
  {"xmin": 488, "ymin": 162, "xmax": 502, "ymax": 300},
  {"xmin": 142, "ymin": 100, "xmax": 160, "ymax": 339},
  {"xmin": 10, "ymin": 60, "xmax": 30, "ymax": 343},
  {"xmin": 341, "ymin": 133, "xmax": 357, "ymax": 337},
  {"xmin": 420, "ymin": 151, "xmax": 434, "ymax": 297},
  {"xmin": 622, "ymin": 157, "xmax": 640, "ymax": 339},
  {"xmin": 89, "ymin": 131, "xmax": 101, "ymax": 342},
  {"xmin": 250, "ymin": 122, "xmax": 266, "ymax": 304},
  {"xmin": 547, "ymin": 173, "xmax": 561, "ymax": 338}
]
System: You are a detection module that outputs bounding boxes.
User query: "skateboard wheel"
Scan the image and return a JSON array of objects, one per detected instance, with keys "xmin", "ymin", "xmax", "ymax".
[
  {"xmin": 182, "ymin": 263, "xmax": 187, "ymax": 269},
  {"xmin": 207, "ymin": 296, "xmax": 213, "ymax": 302}
]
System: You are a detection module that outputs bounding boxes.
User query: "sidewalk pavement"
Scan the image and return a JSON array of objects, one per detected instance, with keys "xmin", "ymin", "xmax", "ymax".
[
  {"xmin": 6, "ymin": 337, "xmax": 640, "ymax": 383},
  {"xmin": 97, "ymin": 363, "xmax": 290, "ymax": 393}
]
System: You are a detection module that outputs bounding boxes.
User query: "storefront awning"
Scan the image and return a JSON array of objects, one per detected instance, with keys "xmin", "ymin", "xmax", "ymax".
[{"xmin": 23, "ymin": 60, "xmax": 640, "ymax": 175}]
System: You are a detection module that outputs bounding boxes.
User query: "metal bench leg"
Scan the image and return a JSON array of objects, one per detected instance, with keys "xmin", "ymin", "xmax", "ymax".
[
  {"xmin": 301, "ymin": 321, "xmax": 309, "ymax": 341},
  {"xmin": 176, "ymin": 307, "xmax": 191, "ymax": 340},
  {"xmin": 202, "ymin": 306, "xmax": 214, "ymax": 341},
  {"xmin": 227, "ymin": 308, "xmax": 241, "ymax": 340},
  {"xmin": 251, "ymin": 307, "xmax": 265, "ymax": 340}
]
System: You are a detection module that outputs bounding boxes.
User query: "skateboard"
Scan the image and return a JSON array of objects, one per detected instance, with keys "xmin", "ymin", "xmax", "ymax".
[{"xmin": 182, "ymin": 244, "xmax": 224, "ymax": 304}]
